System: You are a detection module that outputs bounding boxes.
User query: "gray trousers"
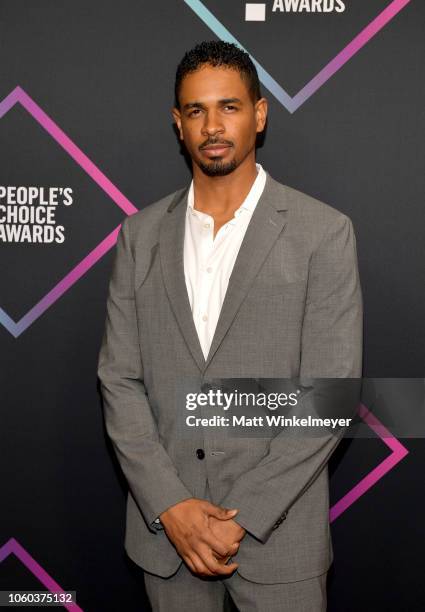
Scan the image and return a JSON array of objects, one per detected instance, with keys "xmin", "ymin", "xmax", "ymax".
[
  {"xmin": 143, "ymin": 481, "xmax": 327, "ymax": 612},
  {"xmin": 144, "ymin": 562, "xmax": 327, "ymax": 612}
]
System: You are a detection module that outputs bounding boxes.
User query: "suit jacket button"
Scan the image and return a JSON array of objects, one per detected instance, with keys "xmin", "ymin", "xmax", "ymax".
[{"xmin": 196, "ymin": 448, "xmax": 205, "ymax": 460}]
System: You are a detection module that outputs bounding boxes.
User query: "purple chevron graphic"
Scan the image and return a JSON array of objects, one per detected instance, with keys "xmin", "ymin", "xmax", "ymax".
[
  {"xmin": 184, "ymin": 0, "xmax": 411, "ymax": 112},
  {"xmin": 0, "ymin": 537, "xmax": 83, "ymax": 611},
  {"xmin": 330, "ymin": 403, "xmax": 409, "ymax": 522},
  {"xmin": 0, "ymin": 86, "xmax": 138, "ymax": 338}
]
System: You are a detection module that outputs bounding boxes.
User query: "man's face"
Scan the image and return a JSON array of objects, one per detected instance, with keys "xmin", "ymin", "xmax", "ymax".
[{"xmin": 172, "ymin": 64, "xmax": 267, "ymax": 177}]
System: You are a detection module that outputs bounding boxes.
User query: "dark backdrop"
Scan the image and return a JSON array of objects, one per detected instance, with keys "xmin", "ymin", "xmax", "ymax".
[{"xmin": 1, "ymin": 1, "xmax": 424, "ymax": 610}]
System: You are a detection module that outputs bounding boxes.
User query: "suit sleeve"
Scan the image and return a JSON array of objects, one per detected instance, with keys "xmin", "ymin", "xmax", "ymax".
[
  {"xmin": 97, "ymin": 216, "xmax": 193, "ymax": 532},
  {"xmin": 220, "ymin": 214, "xmax": 363, "ymax": 544}
]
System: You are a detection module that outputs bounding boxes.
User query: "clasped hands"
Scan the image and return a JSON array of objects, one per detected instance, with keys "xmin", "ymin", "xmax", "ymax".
[{"xmin": 160, "ymin": 498, "xmax": 246, "ymax": 577}]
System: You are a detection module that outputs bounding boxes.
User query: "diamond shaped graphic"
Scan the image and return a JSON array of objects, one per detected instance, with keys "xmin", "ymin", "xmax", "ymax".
[
  {"xmin": 184, "ymin": 0, "xmax": 411, "ymax": 112},
  {"xmin": 0, "ymin": 86, "xmax": 138, "ymax": 338},
  {"xmin": 0, "ymin": 537, "xmax": 83, "ymax": 611}
]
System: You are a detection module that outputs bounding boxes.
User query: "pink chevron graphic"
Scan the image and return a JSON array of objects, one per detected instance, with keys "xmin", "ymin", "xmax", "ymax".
[
  {"xmin": 184, "ymin": 0, "xmax": 411, "ymax": 112},
  {"xmin": 0, "ymin": 537, "xmax": 83, "ymax": 611},
  {"xmin": 0, "ymin": 406, "xmax": 408, "ymax": 607},
  {"xmin": 330, "ymin": 403, "xmax": 409, "ymax": 522},
  {"xmin": 0, "ymin": 86, "xmax": 138, "ymax": 337}
]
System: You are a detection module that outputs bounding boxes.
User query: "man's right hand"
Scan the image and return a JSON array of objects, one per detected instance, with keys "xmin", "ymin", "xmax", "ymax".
[{"xmin": 159, "ymin": 498, "xmax": 241, "ymax": 577}]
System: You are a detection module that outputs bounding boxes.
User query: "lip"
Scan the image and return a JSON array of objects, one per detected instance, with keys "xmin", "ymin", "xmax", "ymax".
[{"xmin": 201, "ymin": 144, "xmax": 232, "ymax": 157}]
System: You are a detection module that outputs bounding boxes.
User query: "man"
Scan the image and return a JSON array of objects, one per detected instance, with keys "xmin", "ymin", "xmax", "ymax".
[{"xmin": 97, "ymin": 40, "xmax": 363, "ymax": 611}]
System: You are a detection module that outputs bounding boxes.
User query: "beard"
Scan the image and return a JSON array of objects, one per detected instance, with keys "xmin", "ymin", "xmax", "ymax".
[{"xmin": 198, "ymin": 157, "xmax": 238, "ymax": 177}]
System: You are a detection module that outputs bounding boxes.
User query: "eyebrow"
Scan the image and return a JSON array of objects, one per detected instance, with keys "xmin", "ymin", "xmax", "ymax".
[{"xmin": 182, "ymin": 97, "xmax": 243, "ymax": 111}]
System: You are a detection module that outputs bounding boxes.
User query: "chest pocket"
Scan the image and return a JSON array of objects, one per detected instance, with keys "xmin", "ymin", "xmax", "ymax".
[
  {"xmin": 245, "ymin": 244, "xmax": 308, "ymax": 300},
  {"xmin": 245, "ymin": 280, "xmax": 307, "ymax": 310}
]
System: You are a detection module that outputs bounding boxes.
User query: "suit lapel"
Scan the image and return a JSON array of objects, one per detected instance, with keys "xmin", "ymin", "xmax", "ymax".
[
  {"xmin": 203, "ymin": 173, "xmax": 289, "ymax": 370},
  {"xmin": 159, "ymin": 172, "xmax": 289, "ymax": 374},
  {"xmin": 159, "ymin": 186, "xmax": 207, "ymax": 373}
]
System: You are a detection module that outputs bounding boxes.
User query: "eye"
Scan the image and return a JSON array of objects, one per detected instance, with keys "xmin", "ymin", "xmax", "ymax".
[
  {"xmin": 188, "ymin": 109, "xmax": 202, "ymax": 117},
  {"xmin": 224, "ymin": 105, "xmax": 236, "ymax": 111}
]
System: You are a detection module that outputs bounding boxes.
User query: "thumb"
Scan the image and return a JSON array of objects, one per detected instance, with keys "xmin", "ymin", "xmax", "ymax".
[{"xmin": 207, "ymin": 503, "xmax": 239, "ymax": 520}]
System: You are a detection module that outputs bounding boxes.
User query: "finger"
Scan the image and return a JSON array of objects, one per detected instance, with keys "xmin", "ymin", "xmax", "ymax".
[
  {"xmin": 208, "ymin": 556, "xmax": 239, "ymax": 576},
  {"xmin": 200, "ymin": 531, "xmax": 236, "ymax": 558},
  {"xmin": 215, "ymin": 543, "xmax": 240, "ymax": 560},
  {"xmin": 203, "ymin": 502, "xmax": 239, "ymax": 520},
  {"xmin": 214, "ymin": 553, "xmax": 231, "ymax": 564},
  {"xmin": 182, "ymin": 554, "xmax": 197, "ymax": 575},
  {"xmin": 196, "ymin": 544, "xmax": 239, "ymax": 576},
  {"xmin": 188, "ymin": 550, "xmax": 216, "ymax": 577}
]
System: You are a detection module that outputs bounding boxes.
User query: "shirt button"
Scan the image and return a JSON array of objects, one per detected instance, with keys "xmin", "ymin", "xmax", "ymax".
[
  {"xmin": 202, "ymin": 314, "xmax": 208, "ymax": 321},
  {"xmin": 196, "ymin": 449, "xmax": 205, "ymax": 460},
  {"xmin": 204, "ymin": 223, "xmax": 210, "ymax": 229},
  {"xmin": 206, "ymin": 267, "xmax": 212, "ymax": 273}
]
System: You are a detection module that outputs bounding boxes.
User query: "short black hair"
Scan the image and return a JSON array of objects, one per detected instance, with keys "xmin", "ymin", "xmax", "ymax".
[{"xmin": 174, "ymin": 40, "xmax": 262, "ymax": 109}]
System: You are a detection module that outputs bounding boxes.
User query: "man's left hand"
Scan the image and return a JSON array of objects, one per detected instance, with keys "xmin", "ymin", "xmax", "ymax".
[{"xmin": 209, "ymin": 517, "xmax": 246, "ymax": 564}]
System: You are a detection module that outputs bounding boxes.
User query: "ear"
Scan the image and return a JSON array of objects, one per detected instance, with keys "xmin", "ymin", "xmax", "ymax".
[
  {"xmin": 172, "ymin": 107, "xmax": 184, "ymax": 140},
  {"xmin": 254, "ymin": 97, "xmax": 268, "ymax": 133}
]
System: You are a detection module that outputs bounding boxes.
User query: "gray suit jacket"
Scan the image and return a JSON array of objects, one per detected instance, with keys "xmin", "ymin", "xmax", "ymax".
[{"xmin": 97, "ymin": 171, "xmax": 363, "ymax": 583}]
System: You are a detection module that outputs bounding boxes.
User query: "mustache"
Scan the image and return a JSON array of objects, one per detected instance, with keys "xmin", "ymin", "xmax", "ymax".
[{"xmin": 199, "ymin": 138, "xmax": 233, "ymax": 149}]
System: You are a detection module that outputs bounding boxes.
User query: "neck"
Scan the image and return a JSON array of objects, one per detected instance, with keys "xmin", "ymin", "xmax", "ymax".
[{"xmin": 191, "ymin": 153, "xmax": 258, "ymax": 216}]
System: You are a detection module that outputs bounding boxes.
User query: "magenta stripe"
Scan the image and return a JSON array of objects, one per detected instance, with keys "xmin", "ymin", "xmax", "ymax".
[
  {"xmin": 330, "ymin": 404, "xmax": 409, "ymax": 522},
  {"xmin": 293, "ymin": 0, "xmax": 411, "ymax": 109},
  {"xmin": 16, "ymin": 225, "xmax": 122, "ymax": 333},
  {"xmin": 0, "ymin": 538, "xmax": 84, "ymax": 611},
  {"xmin": 15, "ymin": 87, "xmax": 137, "ymax": 216}
]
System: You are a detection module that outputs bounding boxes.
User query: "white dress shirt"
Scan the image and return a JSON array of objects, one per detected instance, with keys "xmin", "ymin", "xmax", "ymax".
[{"xmin": 183, "ymin": 163, "xmax": 267, "ymax": 360}]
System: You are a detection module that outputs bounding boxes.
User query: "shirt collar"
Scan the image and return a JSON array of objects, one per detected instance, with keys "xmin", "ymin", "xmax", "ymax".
[{"xmin": 187, "ymin": 163, "xmax": 266, "ymax": 219}]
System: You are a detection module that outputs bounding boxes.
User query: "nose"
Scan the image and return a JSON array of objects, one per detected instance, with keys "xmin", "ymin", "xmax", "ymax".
[{"xmin": 201, "ymin": 110, "xmax": 224, "ymax": 137}]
